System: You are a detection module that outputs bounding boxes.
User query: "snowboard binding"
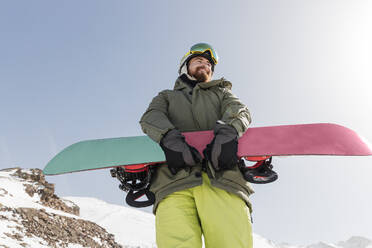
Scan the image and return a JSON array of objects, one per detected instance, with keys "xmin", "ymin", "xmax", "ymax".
[
  {"xmin": 110, "ymin": 164, "xmax": 155, "ymax": 208},
  {"xmin": 239, "ymin": 156, "xmax": 278, "ymax": 184}
]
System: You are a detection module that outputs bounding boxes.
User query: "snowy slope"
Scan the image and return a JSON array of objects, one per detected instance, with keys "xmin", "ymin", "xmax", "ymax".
[
  {"xmin": 0, "ymin": 168, "xmax": 71, "ymax": 214},
  {"xmin": 64, "ymin": 197, "xmax": 372, "ymax": 248},
  {"xmin": 0, "ymin": 169, "xmax": 77, "ymax": 247},
  {"xmin": 1, "ymin": 167, "xmax": 371, "ymax": 248},
  {"xmin": 0, "ymin": 168, "xmax": 121, "ymax": 248},
  {"xmin": 64, "ymin": 196, "xmax": 156, "ymax": 248}
]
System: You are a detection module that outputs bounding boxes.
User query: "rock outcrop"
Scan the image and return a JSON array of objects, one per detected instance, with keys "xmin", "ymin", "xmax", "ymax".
[
  {"xmin": 9, "ymin": 168, "xmax": 79, "ymax": 216},
  {"xmin": 0, "ymin": 167, "xmax": 123, "ymax": 248}
]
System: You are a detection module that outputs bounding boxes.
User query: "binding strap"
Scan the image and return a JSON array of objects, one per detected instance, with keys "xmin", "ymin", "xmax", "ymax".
[{"xmin": 126, "ymin": 189, "xmax": 155, "ymax": 208}]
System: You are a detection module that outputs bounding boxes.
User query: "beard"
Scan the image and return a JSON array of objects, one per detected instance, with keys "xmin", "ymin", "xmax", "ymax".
[{"xmin": 191, "ymin": 66, "xmax": 211, "ymax": 82}]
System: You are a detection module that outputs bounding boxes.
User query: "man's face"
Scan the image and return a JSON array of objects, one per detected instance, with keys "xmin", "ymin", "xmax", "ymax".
[{"xmin": 187, "ymin": 56, "xmax": 213, "ymax": 82}]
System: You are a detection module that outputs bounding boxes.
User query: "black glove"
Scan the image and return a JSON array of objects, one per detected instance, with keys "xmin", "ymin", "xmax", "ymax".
[
  {"xmin": 160, "ymin": 129, "xmax": 202, "ymax": 175},
  {"xmin": 203, "ymin": 123, "xmax": 239, "ymax": 171}
]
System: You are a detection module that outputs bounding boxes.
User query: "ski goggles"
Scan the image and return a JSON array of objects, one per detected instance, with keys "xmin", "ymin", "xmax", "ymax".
[{"xmin": 184, "ymin": 43, "xmax": 219, "ymax": 65}]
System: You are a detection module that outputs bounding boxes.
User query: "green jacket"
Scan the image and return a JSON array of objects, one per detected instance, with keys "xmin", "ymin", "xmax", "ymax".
[{"xmin": 140, "ymin": 76, "xmax": 254, "ymax": 213}]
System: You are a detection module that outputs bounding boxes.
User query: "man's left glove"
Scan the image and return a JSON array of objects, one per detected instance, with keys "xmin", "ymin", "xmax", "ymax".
[
  {"xmin": 203, "ymin": 123, "xmax": 239, "ymax": 171},
  {"xmin": 160, "ymin": 129, "xmax": 202, "ymax": 175}
]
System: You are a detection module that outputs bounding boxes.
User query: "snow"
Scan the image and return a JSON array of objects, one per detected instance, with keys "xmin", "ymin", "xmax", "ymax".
[
  {"xmin": 64, "ymin": 196, "xmax": 157, "ymax": 248},
  {"xmin": 63, "ymin": 197, "xmax": 372, "ymax": 248},
  {"xmin": 338, "ymin": 237, "xmax": 372, "ymax": 248},
  {"xmin": 0, "ymin": 169, "xmax": 106, "ymax": 248},
  {"xmin": 0, "ymin": 169, "xmax": 80, "ymax": 219},
  {"xmin": 253, "ymin": 233, "xmax": 282, "ymax": 247},
  {"xmin": 0, "ymin": 210, "xmax": 50, "ymax": 248},
  {"xmin": 1, "ymin": 168, "xmax": 371, "ymax": 248},
  {"xmin": 0, "ymin": 173, "xmax": 42, "ymax": 208}
]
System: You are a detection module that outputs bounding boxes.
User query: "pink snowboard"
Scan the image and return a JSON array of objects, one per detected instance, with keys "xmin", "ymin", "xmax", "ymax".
[{"xmin": 183, "ymin": 123, "xmax": 372, "ymax": 157}]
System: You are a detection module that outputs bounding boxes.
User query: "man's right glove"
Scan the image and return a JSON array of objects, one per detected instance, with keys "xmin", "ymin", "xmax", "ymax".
[{"xmin": 160, "ymin": 129, "xmax": 202, "ymax": 175}]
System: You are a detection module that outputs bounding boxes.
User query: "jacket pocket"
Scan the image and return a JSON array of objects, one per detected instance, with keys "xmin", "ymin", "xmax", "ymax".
[{"xmin": 149, "ymin": 163, "xmax": 190, "ymax": 194}]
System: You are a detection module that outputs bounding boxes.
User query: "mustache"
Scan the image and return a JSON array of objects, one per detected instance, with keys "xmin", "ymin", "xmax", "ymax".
[{"xmin": 196, "ymin": 65, "xmax": 210, "ymax": 72}]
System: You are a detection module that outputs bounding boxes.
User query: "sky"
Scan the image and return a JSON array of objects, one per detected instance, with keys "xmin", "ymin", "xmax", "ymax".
[{"xmin": 1, "ymin": 0, "xmax": 371, "ymax": 245}]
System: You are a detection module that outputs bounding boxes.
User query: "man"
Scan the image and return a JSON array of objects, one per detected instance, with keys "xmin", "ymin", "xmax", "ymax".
[{"xmin": 140, "ymin": 43, "xmax": 254, "ymax": 248}]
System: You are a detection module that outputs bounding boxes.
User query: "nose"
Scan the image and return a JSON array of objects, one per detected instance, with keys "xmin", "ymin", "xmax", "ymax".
[{"xmin": 199, "ymin": 61, "xmax": 211, "ymax": 68}]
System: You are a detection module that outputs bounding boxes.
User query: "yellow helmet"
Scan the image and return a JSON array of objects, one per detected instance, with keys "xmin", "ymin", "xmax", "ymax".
[{"xmin": 178, "ymin": 43, "xmax": 219, "ymax": 74}]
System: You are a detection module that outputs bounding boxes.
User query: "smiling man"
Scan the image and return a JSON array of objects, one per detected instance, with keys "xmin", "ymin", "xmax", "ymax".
[
  {"xmin": 187, "ymin": 56, "xmax": 213, "ymax": 82},
  {"xmin": 140, "ymin": 43, "xmax": 254, "ymax": 248}
]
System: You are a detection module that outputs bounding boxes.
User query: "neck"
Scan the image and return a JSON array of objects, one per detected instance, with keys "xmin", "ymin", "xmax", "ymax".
[{"xmin": 180, "ymin": 74, "xmax": 198, "ymax": 88}]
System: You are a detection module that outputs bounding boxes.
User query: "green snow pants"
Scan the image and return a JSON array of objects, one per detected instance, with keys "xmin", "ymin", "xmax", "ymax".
[{"xmin": 155, "ymin": 172, "xmax": 253, "ymax": 248}]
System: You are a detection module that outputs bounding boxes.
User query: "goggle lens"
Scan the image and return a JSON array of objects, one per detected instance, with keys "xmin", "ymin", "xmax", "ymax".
[{"xmin": 189, "ymin": 43, "xmax": 218, "ymax": 65}]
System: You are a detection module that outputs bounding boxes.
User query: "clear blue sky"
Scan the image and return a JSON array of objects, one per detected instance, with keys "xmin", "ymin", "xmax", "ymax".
[{"xmin": 1, "ymin": 0, "xmax": 371, "ymax": 245}]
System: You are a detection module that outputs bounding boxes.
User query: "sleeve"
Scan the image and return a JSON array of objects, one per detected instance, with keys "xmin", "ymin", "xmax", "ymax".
[
  {"xmin": 139, "ymin": 90, "xmax": 176, "ymax": 143},
  {"xmin": 220, "ymin": 88, "xmax": 252, "ymax": 137}
]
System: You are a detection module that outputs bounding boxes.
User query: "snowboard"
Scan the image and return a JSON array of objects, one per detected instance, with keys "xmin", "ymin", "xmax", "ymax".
[{"xmin": 43, "ymin": 123, "xmax": 372, "ymax": 176}]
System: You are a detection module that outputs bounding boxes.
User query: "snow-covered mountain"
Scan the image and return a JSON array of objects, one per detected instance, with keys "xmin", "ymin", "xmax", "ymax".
[
  {"xmin": 62, "ymin": 197, "xmax": 156, "ymax": 248},
  {"xmin": 0, "ymin": 168, "xmax": 122, "ymax": 248},
  {"xmin": 1, "ymin": 168, "xmax": 371, "ymax": 248}
]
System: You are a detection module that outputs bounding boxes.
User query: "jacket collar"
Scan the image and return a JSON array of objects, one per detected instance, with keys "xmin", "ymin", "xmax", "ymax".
[{"xmin": 173, "ymin": 76, "xmax": 232, "ymax": 90}]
